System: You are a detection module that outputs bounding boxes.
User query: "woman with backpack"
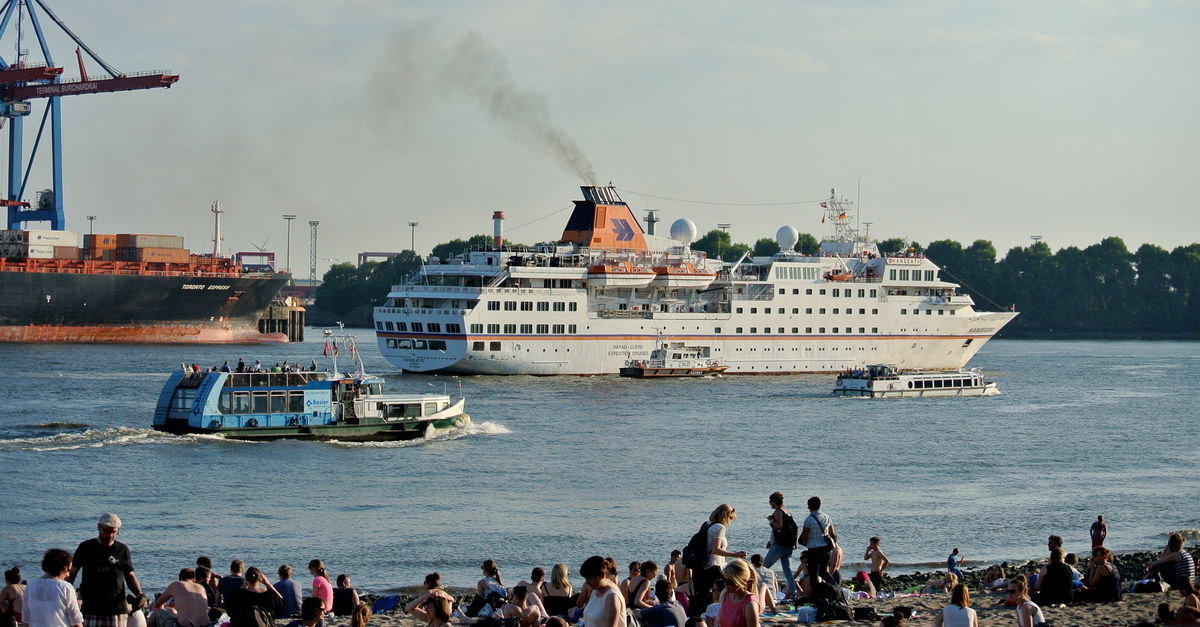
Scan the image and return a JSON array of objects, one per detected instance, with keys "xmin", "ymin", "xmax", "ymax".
[
  {"xmin": 225, "ymin": 567, "xmax": 283, "ymax": 627},
  {"xmin": 764, "ymin": 492, "xmax": 799, "ymax": 601},
  {"xmin": 689, "ymin": 504, "xmax": 748, "ymax": 616}
]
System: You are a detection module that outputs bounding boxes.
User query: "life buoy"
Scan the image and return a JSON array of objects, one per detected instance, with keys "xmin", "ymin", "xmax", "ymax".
[
  {"xmin": 287, "ymin": 417, "xmax": 299, "ymax": 426},
  {"xmin": 208, "ymin": 420, "xmax": 221, "ymax": 429},
  {"xmin": 887, "ymin": 383, "xmax": 895, "ymax": 390},
  {"xmin": 836, "ymin": 378, "xmax": 843, "ymax": 387},
  {"xmin": 246, "ymin": 418, "xmax": 259, "ymax": 427}
]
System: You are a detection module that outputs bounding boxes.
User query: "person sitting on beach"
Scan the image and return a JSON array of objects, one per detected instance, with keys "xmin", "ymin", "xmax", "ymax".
[
  {"xmin": 932, "ymin": 583, "xmax": 977, "ymax": 627},
  {"xmin": 1006, "ymin": 576, "xmax": 1044, "ymax": 627},
  {"xmin": 852, "ymin": 571, "xmax": 876, "ymax": 598},
  {"xmin": 982, "ymin": 564, "xmax": 1007, "ymax": 592},
  {"xmin": 579, "ymin": 555, "xmax": 625, "ymax": 627},
  {"xmin": 1034, "ymin": 536, "xmax": 1063, "ymax": 589},
  {"xmin": 309, "ymin": 560, "xmax": 334, "ymax": 614},
  {"xmin": 749, "ymin": 555, "xmax": 777, "ymax": 602},
  {"xmin": 225, "ymin": 567, "xmax": 283, "ymax": 627},
  {"xmin": 1063, "ymin": 554, "xmax": 1084, "ymax": 591},
  {"xmin": 1, "ymin": 566, "xmax": 24, "ymax": 627},
  {"xmin": 218, "ymin": 561, "xmax": 246, "ymax": 608},
  {"xmin": 275, "ymin": 566, "xmax": 303, "ymax": 618},
  {"xmin": 947, "ymin": 548, "xmax": 964, "ymax": 583},
  {"xmin": 1157, "ymin": 578, "xmax": 1200, "ymax": 625},
  {"xmin": 517, "ymin": 567, "xmax": 548, "ymax": 600},
  {"xmin": 716, "ymin": 560, "xmax": 760, "ymax": 627},
  {"xmin": 790, "ymin": 551, "xmax": 813, "ymax": 598},
  {"xmin": 668, "ymin": 551, "xmax": 690, "ymax": 599},
  {"xmin": 150, "ymin": 568, "xmax": 210, "ymax": 627},
  {"xmin": 1148, "ymin": 533, "xmax": 1197, "ymax": 591},
  {"xmin": 1034, "ymin": 548, "xmax": 1072, "ymax": 606},
  {"xmin": 542, "ymin": 564, "xmax": 574, "ymax": 618},
  {"xmin": 640, "ymin": 578, "xmax": 686, "ymax": 627},
  {"xmin": 921, "ymin": 571, "xmax": 958, "ymax": 594},
  {"xmin": 286, "ymin": 597, "xmax": 327, "ymax": 627},
  {"xmin": 500, "ymin": 586, "xmax": 544, "ymax": 627},
  {"xmin": 629, "ymin": 562, "xmax": 659, "ymax": 610},
  {"xmin": 701, "ymin": 579, "xmax": 725, "ymax": 627},
  {"xmin": 1082, "ymin": 546, "xmax": 1121, "ymax": 603},
  {"xmin": 465, "ymin": 560, "xmax": 506, "ymax": 617},
  {"xmin": 193, "ymin": 566, "xmax": 220, "ymax": 622},
  {"xmin": 620, "ymin": 562, "xmax": 642, "ymax": 607},
  {"xmin": 405, "ymin": 574, "xmax": 454, "ymax": 627},
  {"xmin": 331, "ymin": 574, "xmax": 359, "ymax": 616},
  {"xmin": 22, "ymin": 548, "xmax": 83, "ymax": 627},
  {"xmin": 341, "ymin": 604, "xmax": 370, "ymax": 627}
]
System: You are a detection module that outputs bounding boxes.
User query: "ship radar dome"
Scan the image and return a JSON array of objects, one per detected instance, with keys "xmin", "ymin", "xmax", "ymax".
[
  {"xmin": 669, "ymin": 218, "xmax": 698, "ymax": 244},
  {"xmin": 775, "ymin": 225, "xmax": 799, "ymax": 251}
]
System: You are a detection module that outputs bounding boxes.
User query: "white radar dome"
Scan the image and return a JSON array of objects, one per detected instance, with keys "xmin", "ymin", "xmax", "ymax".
[
  {"xmin": 670, "ymin": 218, "xmax": 698, "ymax": 244},
  {"xmin": 776, "ymin": 225, "xmax": 799, "ymax": 251}
]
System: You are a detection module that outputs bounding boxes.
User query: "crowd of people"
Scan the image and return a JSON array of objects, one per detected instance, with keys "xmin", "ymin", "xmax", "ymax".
[
  {"xmin": 2, "ymin": 500, "xmax": 1198, "ymax": 627},
  {"xmin": 180, "ymin": 359, "xmax": 319, "ymax": 375}
]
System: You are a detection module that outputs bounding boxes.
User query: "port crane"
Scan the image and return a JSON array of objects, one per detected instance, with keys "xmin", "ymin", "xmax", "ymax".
[{"xmin": 0, "ymin": 0, "xmax": 179, "ymax": 230}]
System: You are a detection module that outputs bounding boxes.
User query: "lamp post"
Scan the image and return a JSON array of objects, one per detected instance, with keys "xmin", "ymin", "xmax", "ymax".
[
  {"xmin": 282, "ymin": 214, "xmax": 296, "ymax": 281},
  {"xmin": 717, "ymin": 223, "xmax": 731, "ymax": 260},
  {"xmin": 408, "ymin": 221, "xmax": 419, "ymax": 254},
  {"xmin": 86, "ymin": 215, "xmax": 96, "ymax": 236}
]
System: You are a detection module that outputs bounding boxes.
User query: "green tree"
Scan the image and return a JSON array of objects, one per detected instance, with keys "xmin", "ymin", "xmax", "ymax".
[
  {"xmin": 924, "ymin": 240, "xmax": 965, "ymax": 272},
  {"xmin": 753, "ymin": 237, "xmax": 781, "ymax": 257},
  {"xmin": 692, "ymin": 229, "xmax": 732, "ymax": 260},
  {"xmin": 315, "ymin": 263, "xmax": 364, "ymax": 315},
  {"xmin": 431, "ymin": 234, "xmax": 501, "ymax": 260},
  {"xmin": 797, "ymin": 233, "xmax": 819, "ymax": 254},
  {"xmin": 877, "ymin": 238, "xmax": 907, "ymax": 254},
  {"xmin": 722, "ymin": 243, "xmax": 752, "ymax": 263}
]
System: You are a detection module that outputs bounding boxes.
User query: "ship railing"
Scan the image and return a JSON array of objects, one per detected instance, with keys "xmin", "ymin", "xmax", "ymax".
[
  {"xmin": 597, "ymin": 309, "xmax": 654, "ymax": 319},
  {"xmin": 377, "ymin": 307, "xmax": 469, "ymax": 316},
  {"xmin": 483, "ymin": 286, "xmax": 586, "ymax": 295},
  {"xmin": 391, "ymin": 284, "xmax": 483, "ymax": 294}
]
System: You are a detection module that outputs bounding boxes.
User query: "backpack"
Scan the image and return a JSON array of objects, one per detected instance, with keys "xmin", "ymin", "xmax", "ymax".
[
  {"xmin": 774, "ymin": 511, "xmax": 799, "ymax": 549},
  {"xmin": 681, "ymin": 522, "xmax": 713, "ymax": 570},
  {"xmin": 232, "ymin": 605, "xmax": 273, "ymax": 627}
]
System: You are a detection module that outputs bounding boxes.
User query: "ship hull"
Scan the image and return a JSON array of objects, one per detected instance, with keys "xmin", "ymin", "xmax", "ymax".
[{"xmin": 0, "ymin": 270, "xmax": 287, "ymax": 343}]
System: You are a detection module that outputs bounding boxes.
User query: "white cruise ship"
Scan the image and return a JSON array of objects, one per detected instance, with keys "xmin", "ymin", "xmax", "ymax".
[{"xmin": 373, "ymin": 186, "xmax": 1017, "ymax": 375}]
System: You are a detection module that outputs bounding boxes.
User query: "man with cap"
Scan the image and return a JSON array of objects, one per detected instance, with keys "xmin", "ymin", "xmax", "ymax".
[{"xmin": 69, "ymin": 513, "xmax": 144, "ymax": 627}]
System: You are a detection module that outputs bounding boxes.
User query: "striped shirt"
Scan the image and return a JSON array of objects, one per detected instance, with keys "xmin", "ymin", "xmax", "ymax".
[{"xmin": 802, "ymin": 511, "xmax": 832, "ymax": 549}]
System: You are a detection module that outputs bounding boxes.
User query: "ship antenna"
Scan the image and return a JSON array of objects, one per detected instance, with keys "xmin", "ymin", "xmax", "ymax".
[{"xmin": 211, "ymin": 200, "xmax": 223, "ymax": 256}]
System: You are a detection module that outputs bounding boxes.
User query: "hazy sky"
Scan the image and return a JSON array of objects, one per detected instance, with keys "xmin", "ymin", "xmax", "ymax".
[{"xmin": 4, "ymin": 0, "xmax": 1197, "ymax": 276}]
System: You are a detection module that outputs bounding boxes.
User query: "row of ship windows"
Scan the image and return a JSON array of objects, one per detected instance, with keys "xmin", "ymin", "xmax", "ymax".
[
  {"xmin": 384, "ymin": 339, "xmax": 449, "ymax": 351},
  {"xmin": 470, "ymin": 324, "xmax": 579, "ymax": 334},
  {"xmin": 774, "ymin": 287, "xmax": 879, "ymax": 297},
  {"xmin": 377, "ymin": 321, "xmax": 464, "ymax": 333},
  {"xmin": 731, "ymin": 327, "xmax": 880, "ymax": 334},
  {"xmin": 485, "ymin": 301, "xmax": 579, "ymax": 312},
  {"xmin": 890, "ymin": 269, "xmax": 937, "ymax": 281},
  {"xmin": 737, "ymin": 306, "xmax": 882, "ymax": 315}
]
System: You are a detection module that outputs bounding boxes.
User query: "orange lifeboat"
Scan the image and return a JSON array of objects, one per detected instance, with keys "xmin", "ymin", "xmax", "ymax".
[
  {"xmin": 586, "ymin": 260, "xmax": 656, "ymax": 288},
  {"xmin": 650, "ymin": 262, "xmax": 716, "ymax": 289}
]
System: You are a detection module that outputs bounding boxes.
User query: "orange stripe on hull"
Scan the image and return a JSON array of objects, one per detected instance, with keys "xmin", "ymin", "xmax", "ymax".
[{"xmin": 0, "ymin": 325, "xmax": 288, "ymax": 344}]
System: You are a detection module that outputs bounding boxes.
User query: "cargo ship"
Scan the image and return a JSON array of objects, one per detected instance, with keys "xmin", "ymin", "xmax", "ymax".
[{"xmin": 0, "ymin": 228, "xmax": 287, "ymax": 343}]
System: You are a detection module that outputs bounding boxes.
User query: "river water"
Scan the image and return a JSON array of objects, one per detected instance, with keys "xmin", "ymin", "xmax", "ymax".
[{"xmin": 1, "ymin": 335, "xmax": 1197, "ymax": 593}]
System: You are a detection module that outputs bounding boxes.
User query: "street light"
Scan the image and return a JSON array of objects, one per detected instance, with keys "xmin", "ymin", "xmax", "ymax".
[
  {"xmin": 86, "ymin": 215, "xmax": 96, "ymax": 236},
  {"xmin": 408, "ymin": 221, "xmax": 419, "ymax": 254},
  {"xmin": 282, "ymin": 214, "xmax": 296, "ymax": 281}
]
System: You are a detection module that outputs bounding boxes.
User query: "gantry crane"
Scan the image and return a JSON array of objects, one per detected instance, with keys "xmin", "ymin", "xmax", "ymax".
[{"xmin": 0, "ymin": 0, "xmax": 179, "ymax": 230}]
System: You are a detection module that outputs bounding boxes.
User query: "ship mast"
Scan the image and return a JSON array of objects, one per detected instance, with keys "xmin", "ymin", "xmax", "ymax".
[
  {"xmin": 210, "ymin": 200, "xmax": 222, "ymax": 256},
  {"xmin": 821, "ymin": 188, "xmax": 857, "ymax": 243}
]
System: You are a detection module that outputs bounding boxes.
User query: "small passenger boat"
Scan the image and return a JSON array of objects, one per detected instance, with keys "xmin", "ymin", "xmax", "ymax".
[
  {"xmin": 619, "ymin": 339, "xmax": 727, "ymax": 378},
  {"xmin": 153, "ymin": 328, "xmax": 469, "ymax": 441},
  {"xmin": 834, "ymin": 364, "xmax": 997, "ymax": 398}
]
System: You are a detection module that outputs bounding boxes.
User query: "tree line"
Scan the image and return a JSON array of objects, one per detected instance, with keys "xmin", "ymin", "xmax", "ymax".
[{"xmin": 315, "ymin": 230, "xmax": 1200, "ymax": 337}]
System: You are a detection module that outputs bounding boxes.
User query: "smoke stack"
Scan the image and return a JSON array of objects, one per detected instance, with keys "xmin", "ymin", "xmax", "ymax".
[{"xmin": 492, "ymin": 211, "xmax": 505, "ymax": 249}]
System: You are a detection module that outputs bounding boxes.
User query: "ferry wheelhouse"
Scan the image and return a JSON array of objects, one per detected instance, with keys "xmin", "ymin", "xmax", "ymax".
[{"xmin": 373, "ymin": 186, "xmax": 1017, "ymax": 375}]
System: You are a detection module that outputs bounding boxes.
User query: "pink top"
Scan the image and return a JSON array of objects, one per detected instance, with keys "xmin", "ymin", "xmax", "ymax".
[
  {"xmin": 716, "ymin": 593, "xmax": 755, "ymax": 627},
  {"xmin": 312, "ymin": 576, "xmax": 333, "ymax": 612}
]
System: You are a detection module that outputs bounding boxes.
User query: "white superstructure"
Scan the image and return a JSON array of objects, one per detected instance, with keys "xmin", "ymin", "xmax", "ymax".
[{"xmin": 374, "ymin": 186, "xmax": 1017, "ymax": 375}]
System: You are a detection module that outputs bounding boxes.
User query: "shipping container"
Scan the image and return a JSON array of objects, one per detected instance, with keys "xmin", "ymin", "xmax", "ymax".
[
  {"xmin": 131, "ymin": 247, "xmax": 191, "ymax": 263},
  {"xmin": 116, "ymin": 234, "xmax": 184, "ymax": 249},
  {"xmin": 24, "ymin": 230, "xmax": 81, "ymax": 247},
  {"xmin": 83, "ymin": 249, "xmax": 118, "ymax": 261},
  {"xmin": 53, "ymin": 246, "xmax": 81, "ymax": 260},
  {"xmin": 0, "ymin": 230, "xmax": 24, "ymax": 244},
  {"xmin": 26, "ymin": 244, "xmax": 55, "ymax": 259},
  {"xmin": 85, "ymin": 234, "xmax": 118, "ymax": 249},
  {"xmin": 0, "ymin": 243, "xmax": 26, "ymax": 258}
]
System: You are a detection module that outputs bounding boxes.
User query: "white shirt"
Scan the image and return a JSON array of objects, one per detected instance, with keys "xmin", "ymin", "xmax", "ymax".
[
  {"xmin": 22, "ymin": 577, "xmax": 84, "ymax": 627},
  {"xmin": 940, "ymin": 604, "xmax": 976, "ymax": 627},
  {"xmin": 706, "ymin": 523, "xmax": 727, "ymax": 568}
]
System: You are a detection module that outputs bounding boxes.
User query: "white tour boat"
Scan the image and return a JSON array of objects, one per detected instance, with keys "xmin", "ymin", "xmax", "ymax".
[
  {"xmin": 833, "ymin": 364, "xmax": 998, "ymax": 398},
  {"xmin": 619, "ymin": 336, "xmax": 727, "ymax": 378}
]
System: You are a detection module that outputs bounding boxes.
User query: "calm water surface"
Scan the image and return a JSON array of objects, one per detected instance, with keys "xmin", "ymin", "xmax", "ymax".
[{"xmin": 1, "ymin": 334, "xmax": 1197, "ymax": 592}]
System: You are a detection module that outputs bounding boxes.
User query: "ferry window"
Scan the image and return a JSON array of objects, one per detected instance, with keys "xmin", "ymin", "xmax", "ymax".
[
  {"xmin": 553, "ymin": 302, "xmax": 565, "ymax": 311},
  {"xmin": 819, "ymin": 289, "xmax": 826, "ymax": 295},
  {"xmin": 913, "ymin": 309, "xmax": 920, "ymax": 315},
  {"xmin": 833, "ymin": 308, "xmax": 839, "ymax": 314},
  {"xmin": 660, "ymin": 304, "xmax": 669, "ymax": 312},
  {"xmin": 925, "ymin": 270, "xmax": 935, "ymax": 281},
  {"xmin": 819, "ymin": 308, "xmax": 825, "ymax": 314},
  {"xmin": 397, "ymin": 322, "xmax": 408, "ymax": 331},
  {"xmin": 386, "ymin": 339, "xmax": 397, "ymax": 349},
  {"xmin": 289, "ymin": 392, "xmax": 304, "ymax": 413},
  {"xmin": 472, "ymin": 342, "xmax": 485, "ymax": 351},
  {"xmin": 763, "ymin": 328, "xmax": 771, "ymax": 334},
  {"xmin": 425, "ymin": 402, "xmax": 438, "ymax": 415},
  {"xmin": 233, "ymin": 392, "xmax": 250, "ymax": 414},
  {"xmin": 806, "ymin": 289, "xmax": 813, "ymax": 295},
  {"xmin": 537, "ymin": 302, "xmax": 550, "ymax": 311},
  {"xmin": 819, "ymin": 327, "xmax": 826, "ymax": 333},
  {"xmin": 764, "ymin": 308, "xmax": 771, "ymax": 313},
  {"xmin": 521, "ymin": 302, "xmax": 533, "ymax": 311},
  {"xmin": 859, "ymin": 308, "xmax": 866, "ymax": 314},
  {"xmin": 858, "ymin": 289, "xmax": 865, "ymax": 297},
  {"xmin": 428, "ymin": 323, "xmax": 441, "ymax": 332},
  {"xmin": 378, "ymin": 321, "xmax": 387, "ymax": 330},
  {"xmin": 792, "ymin": 308, "xmax": 799, "ymax": 314},
  {"xmin": 487, "ymin": 324, "xmax": 500, "ymax": 333},
  {"xmin": 398, "ymin": 339, "xmax": 413, "ymax": 349},
  {"xmin": 901, "ymin": 309, "xmax": 907, "ymax": 315},
  {"xmin": 568, "ymin": 302, "xmax": 578, "ymax": 311},
  {"xmin": 777, "ymin": 327, "xmax": 784, "ymax": 333},
  {"xmin": 412, "ymin": 322, "xmax": 424, "ymax": 332},
  {"xmin": 750, "ymin": 327, "xmax": 757, "ymax": 333},
  {"xmin": 520, "ymin": 324, "xmax": 533, "ymax": 333},
  {"xmin": 429, "ymin": 340, "xmax": 447, "ymax": 351},
  {"xmin": 926, "ymin": 310, "xmax": 932, "ymax": 315},
  {"xmin": 489, "ymin": 342, "xmax": 502, "ymax": 351},
  {"xmin": 504, "ymin": 301, "xmax": 517, "ymax": 311},
  {"xmin": 714, "ymin": 327, "xmax": 721, "ymax": 333},
  {"xmin": 736, "ymin": 327, "xmax": 744, "ymax": 333},
  {"xmin": 470, "ymin": 324, "xmax": 483, "ymax": 333},
  {"xmin": 778, "ymin": 289, "xmax": 785, "ymax": 295},
  {"xmin": 793, "ymin": 289, "xmax": 799, "ymax": 294},
  {"xmin": 252, "ymin": 393, "xmax": 269, "ymax": 413},
  {"xmin": 832, "ymin": 327, "xmax": 838, "ymax": 333},
  {"xmin": 736, "ymin": 308, "xmax": 743, "ymax": 314},
  {"xmin": 487, "ymin": 301, "xmax": 501, "ymax": 311},
  {"xmin": 833, "ymin": 289, "xmax": 839, "ymax": 297},
  {"xmin": 938, "ymin": 310, "xmax": 944, "ymax": 315},
  {"xmin": 553, "ymin": 324, "xmax": 565, "ymax": 333},
  {"xmin": 859, "ymin": 327, "xmax": 865, "ymax": 333},
  {"xmin": 889, "ymin": 269, "xmax": 896, "ymax": 280},
  {"xmin": 806, "ymin": 308, "xmax": 813, "ymax": 314},
  {"xmin": 751, "ymin": 308, "xmax": 757, "ymax": 314},
  {"xmin": 872, "ymin": 308, "xmax": 879, "ymax": 314},
  {"xmin": 536, "ymin": 324, "xmax": 549, "ymax": 333},
  {"xmin": 845, "ymin": 291, "xmax": 852, "ymax": 298},
  {"xmin": 447, "ymin": 323, "xmax": 462, "ymax": 333},
  {"xmin": 872, "ymin": 327, "xmax": 878, "ymax": 333},
  {"xmin": 413, "ymin": 339, "xmax": 428, "ymax": 350},
  {"xmin": 568, "ymin": 324, "xmax": 577, "ymax": 333},
  {"xmin": 901, "ymin": 270, "xmax": 911, "ymax": 280},
  {"xmin": 219, "ymin": 392, "xmax": 232, "ymax": 413},
  {"xmin": 870, "ymin": 290, "xmax": 877, "ymax": 297},
  {"xmin": 503, "ymin": 324, "xmax": 516, "ymax": 333},
  {"xmin": 907, "ymin": 381, "xmax": 914, "ymax": 389}
]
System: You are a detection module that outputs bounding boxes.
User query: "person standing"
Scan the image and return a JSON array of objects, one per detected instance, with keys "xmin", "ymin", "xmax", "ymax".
[
  {"xmin": 946, "ymin": 549, "xmax": 964, "ymax": 582},
  {"xmin": 23, "ymin": 548, "xmax": 84, "ymax": 627},
  {"xmin": 798, "ymin": 497, "xmax": 834, "ymax": 586},
  {"xmin": 1090, "ymin": 516, "xmax": 1107, "ymax": 549},
  {"xmin": 694, "ymin": 505, "xmax": 747, "ymax": 615},
  {"xmin": 763, "ymin": 492, "xmax": 798, "ymax": 600},
  {"xmin": 864, "ymin": 537, "xmax": 890, "ymax": 594},
  {"xmin": 69, "ymin": 513, "xmax": 143, "ymax": 627}
]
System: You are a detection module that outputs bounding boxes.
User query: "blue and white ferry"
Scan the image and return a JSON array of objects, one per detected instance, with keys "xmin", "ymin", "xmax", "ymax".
[{"xmin": 152, "ymin": 328, "xmax": 469, "ymax": 441}]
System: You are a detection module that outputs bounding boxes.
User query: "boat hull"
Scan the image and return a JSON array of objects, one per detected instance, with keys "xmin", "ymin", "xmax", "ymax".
[
  {"xmin": 834, "ymin": 383, "xmax": 998, "ymax": 398},
  {"xmin": 153, "ymin": 413, "xmax": 471, "ymax": 441},
  {"xmin": 618, "ymin": 365, "xmax": 728, "ymax": 378}
]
